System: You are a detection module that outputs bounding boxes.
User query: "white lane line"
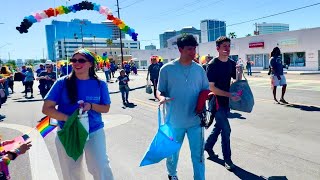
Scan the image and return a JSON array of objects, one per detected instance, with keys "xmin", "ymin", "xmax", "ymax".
[{"xmin": 0, "ymin": 123, "xmax": 59, "ymax": 180}]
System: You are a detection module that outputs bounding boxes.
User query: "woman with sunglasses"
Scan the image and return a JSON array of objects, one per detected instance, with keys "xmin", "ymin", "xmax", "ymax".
[
  {"xmin": 42, "ymin": 48, "xmax": 114, "ymax": 180},
  {"xmin": 36, "ymin": 63, "xmax": 56, "ymax": 99}
]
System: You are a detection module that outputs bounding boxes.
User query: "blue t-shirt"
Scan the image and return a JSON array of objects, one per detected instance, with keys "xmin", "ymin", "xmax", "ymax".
[
  {"xmin": 117, "ymin": 75, "xmax": 129, "ymax": 85},
  {"xmin": 45, "ymin": 77, "xmax": 111, "ymax": 133},
  {"xmin": 124, "ymin": 64, "xmax": 131, "ymax": 72},
  {"xmin": 157, "ymin": 59, "xmax": 209, "ymax": 128}
]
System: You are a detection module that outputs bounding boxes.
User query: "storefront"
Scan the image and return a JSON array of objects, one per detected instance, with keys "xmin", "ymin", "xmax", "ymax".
[{"xmin": 198, "ymin": 27, "xmax": 320, "ymax": 71}]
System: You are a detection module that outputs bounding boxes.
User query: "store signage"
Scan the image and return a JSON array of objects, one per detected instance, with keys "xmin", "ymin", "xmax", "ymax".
[
  {"xmin": 249, "ymin": 42, "xmax": 264, "ymax": 48},
  {"xmin": 278, "ymin": 39, "xmax": 298, "ymax": 47}
]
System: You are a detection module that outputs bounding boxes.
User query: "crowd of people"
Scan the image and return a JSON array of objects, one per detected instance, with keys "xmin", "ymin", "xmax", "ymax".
[{"xmin": 0, "ymin": 34, "xmax": 290, "ymax": 179}]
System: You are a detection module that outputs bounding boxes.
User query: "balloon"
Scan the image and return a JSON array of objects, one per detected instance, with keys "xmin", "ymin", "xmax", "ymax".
[{"xmin": 16, "ymin": 1, "xmax": 138, "ymax": 41}]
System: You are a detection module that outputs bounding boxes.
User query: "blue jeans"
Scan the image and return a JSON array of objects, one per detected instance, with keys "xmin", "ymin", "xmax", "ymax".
[
  {"xmin": 104, "ymin": 71, "xmax": 110, "ymax": 81},
  {"xmin": 247, "ymin": 67, "xmax": 252, "ymax": 76},
  {"xmin": 205, "ymin": 107, "xmax": 231, "ymax": 161},
  {"xmin": 166, "ymin": 125, "xmax": 205, "ymax": 180},
  {"xmin": 119, "ymin": 85, "xmax": 129, "ymax": 102}
]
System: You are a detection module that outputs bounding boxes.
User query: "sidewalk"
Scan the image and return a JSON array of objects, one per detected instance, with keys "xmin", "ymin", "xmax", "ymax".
[{"xmin": 252, "ymin": 70, "xmax": 320, "ymax": 75}]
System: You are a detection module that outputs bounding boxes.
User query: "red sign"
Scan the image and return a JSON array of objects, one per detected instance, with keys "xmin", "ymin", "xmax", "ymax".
[{"xmin": 249, "ymin": 42, "xmax": 264, "ymax": 48}]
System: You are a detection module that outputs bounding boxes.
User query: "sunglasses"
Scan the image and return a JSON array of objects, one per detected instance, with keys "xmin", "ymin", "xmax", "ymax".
[{"xmin": 70, "ymin": 58, "xmax": 88, "ymax": 64}]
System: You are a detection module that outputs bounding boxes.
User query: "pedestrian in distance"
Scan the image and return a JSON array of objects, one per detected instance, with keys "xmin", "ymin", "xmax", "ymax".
[
  {"xmin": 116, "ymin": 69, "xmax": 130, "ymax": 106},
  {"xmin": 157, "ymin": 34, "xmax": 209, "ymax": 180},
  {"xmin": 36, "ymin": 62, "xmax": 56, "ymax": 99},
  {"xmin": 42, "ymin": 48, "xmax": 114, "ymax": 180},
  {"xmin": 246, "ymin": 58, "xmax": 252, "ymax": 76},
  {"xmin": 269, "ymin": 47, "xmax": 288, "ymax": 104},
  {"xmin": 23, "ymin": 67, "xmax": 35, "ymax": 98},
  {"xmin": 204, "ymin": 36, "xmax": 243, "ymax": 171},
  {"xmin": 146, "ymin": 56, "xmax": 161, "ymax": 101}
]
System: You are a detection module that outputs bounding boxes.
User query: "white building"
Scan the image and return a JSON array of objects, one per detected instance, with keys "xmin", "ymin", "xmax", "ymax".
[{"xmin": 132, "ymin": 27, "xmax": 320, "ymax": 71}]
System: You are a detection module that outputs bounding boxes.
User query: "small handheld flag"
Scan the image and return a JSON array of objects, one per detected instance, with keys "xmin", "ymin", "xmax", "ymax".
[{"xmin": 36, "ymin": 116, "xmax": 57, "ymax": 138}]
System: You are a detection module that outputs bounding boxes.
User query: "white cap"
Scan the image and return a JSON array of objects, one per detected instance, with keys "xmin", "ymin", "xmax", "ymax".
[{"xmin": 45, "ymin": 60, "xmax": 53, "ymax": 65}]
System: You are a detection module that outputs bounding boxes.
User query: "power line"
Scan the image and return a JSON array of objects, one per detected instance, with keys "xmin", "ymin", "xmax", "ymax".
[
  {"xmin": 138, "ymin": 2, "xmax": 320, "ymax": 41},
  {"xmin": 121, "ymin": 0, "xmax": 145, "ymax": 9},
  {"xmin": 228, "ymin": 2, "xmax": 320, "ymax": 27},
  {"xmin": 141, "ymin": 0, "xmax": 213, "ymax": 22}
]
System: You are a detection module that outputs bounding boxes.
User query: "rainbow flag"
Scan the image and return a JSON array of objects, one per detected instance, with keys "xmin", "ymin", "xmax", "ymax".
[{"xmin": 36, "ymin": 116, "xmax": 57, "ymax": 138}]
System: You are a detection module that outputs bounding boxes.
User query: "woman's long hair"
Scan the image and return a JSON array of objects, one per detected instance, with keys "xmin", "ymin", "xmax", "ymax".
[
  {"xmin": 271, "ymin": 47, "xmax": 281, "ymax": 58},
  {"xmin": 66, "ymin": 52, "xmax": 100, "ymax": 104}
]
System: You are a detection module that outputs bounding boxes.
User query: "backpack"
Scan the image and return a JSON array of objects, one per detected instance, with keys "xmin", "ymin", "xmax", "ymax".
[{"xmin": 195, "ymin": 90, "xmax": 219, "ymax": 129}]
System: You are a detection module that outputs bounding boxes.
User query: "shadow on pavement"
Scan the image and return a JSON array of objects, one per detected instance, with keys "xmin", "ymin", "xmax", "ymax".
[
  {"xmin": 125, "ymin": 102, "xmax": 137, "ymax": 108},
  {"xmin": 109, "ymin": 85, "xmax": 146, "ymax": 94},
  {"xmin": 207, "ymin": 157, "xmax": 287, "ymax": 180},
  {"xmin": 228, "ymin": 112, "xmax": 247, "ymax": 120},
  {"xmin": 282, "ymin": 103, "xmax": 320, "ymax": 112},
  {"xmin": 15, "ymin": 98, "xmax": 43, "ymax": 103}
]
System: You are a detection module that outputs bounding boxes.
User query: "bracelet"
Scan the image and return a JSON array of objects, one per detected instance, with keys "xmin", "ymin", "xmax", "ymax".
[{"xmin": 15, "ymin": 148, "xmax": 21, "ymax": 155}]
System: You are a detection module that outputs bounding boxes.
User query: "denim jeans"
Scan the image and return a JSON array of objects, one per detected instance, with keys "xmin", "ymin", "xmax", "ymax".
[
  {"xmin": 166, "ymin": 125, "xmax": 205, "ymax": 180},
  {"xmin": 119, "ymin": 85, "xmax": 129, "ymax": 102},
  {"xmin": 205, "ymin": 107, "xmax": 232, "ymax": 161},
  {"xmin": 104, "ymin": 71, "xmax": 110, "ymax": 81},
  {"xmin": 247, "ymin": 67, "xmax": 252, "ymax": 76}
]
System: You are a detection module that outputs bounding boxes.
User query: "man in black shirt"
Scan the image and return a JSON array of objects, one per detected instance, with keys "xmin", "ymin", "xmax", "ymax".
[
  {"xmin": 146, "ymin": 57, "xmax": 161, "ymax": 100},
  {"xmin": 205, "ymin": 36, "xmax": 242, "ymax": 171}
]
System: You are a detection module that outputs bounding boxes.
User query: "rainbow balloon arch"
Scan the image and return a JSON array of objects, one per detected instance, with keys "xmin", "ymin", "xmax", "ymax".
[{"xmin": 16, "ymin": 0, "xmax": 138, "ymax": 41}]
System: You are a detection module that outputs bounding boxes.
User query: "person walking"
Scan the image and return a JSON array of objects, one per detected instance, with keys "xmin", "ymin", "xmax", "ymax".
[
  {"xmin": 157, "ymin": 35, "xmax": 209, "ymax": 180},
  {"xmin": 146, "ymin": 56, "xmax": 161, "ymax": 101},
  {"xmin": 116, "ymin": 69, "xmax": 130, "ymax": 106},
  {"xmin": 246, "ymin": 58, "xmax": 252, "ymax": 76},
  {"xmin": 42, "ymin": 48, "xmax": 114, "ymax": 180},
  {"xmin": 270, "ymin": 47, "xmax": 288, "ymax": 104},
  {"xmin": 24, "ymin": 67, "xmax": 35, "ymax": 98},
  {"xmin": 204, "ymin": 36, "xmax": 242, "ymax": 171},
  {"xmin": 37, "ymin": 62, "xmax": 56, "ymax": 99},
  {"xmin": 103, "ymin": 63, "xmax": 111, "ymax": 82}
]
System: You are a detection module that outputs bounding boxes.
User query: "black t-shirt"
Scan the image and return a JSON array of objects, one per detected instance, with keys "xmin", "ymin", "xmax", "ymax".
[
  {"xmin": 148, "ymin": 63, "xmax": 161, "ymax": 80},
  {"xmin": 38, "ymin": 71, "xmax": 56, "ymax": 89},
  {"xmin": 117, "ymin": 75, "xmax": 129, "ymax": 85},
  {"xmin": 207, "ymin": 58, "xmax": 236, "ymax": 108}
]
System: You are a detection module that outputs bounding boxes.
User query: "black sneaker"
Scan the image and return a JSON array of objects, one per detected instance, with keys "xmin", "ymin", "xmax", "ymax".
[
  {"xmin": 225, "ymin": 160, "xmax": 236, "ymax": 171},
  {"xmin": 204, "ymin": 147, "xmax": 218, "ymax": 158},
  {"xmin": 280, "ymin": 98, "xmax": 288, "ymax": 104},
  {"xmin": 168, "ymin": 175, "xmax": 178, "ymax": 180}
]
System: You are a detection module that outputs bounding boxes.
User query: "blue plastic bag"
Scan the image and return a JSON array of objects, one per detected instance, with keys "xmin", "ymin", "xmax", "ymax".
[
  {"xmin": 140, "ymin": 106, "xmax": 182, "ymax": 167},
  {"xmin": 229, "ymin": 77, "xmax": 255, "ymax": 113}
]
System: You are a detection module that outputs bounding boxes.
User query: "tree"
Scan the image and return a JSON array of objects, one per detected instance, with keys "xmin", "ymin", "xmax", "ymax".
[
  {"xmin": 106, "ymin": 39, "xmax": 113, "ymax": 55},
  {"xmin": 246, "ymin": 34, "xmax": 252, "ymax": 37},
  {"xmin": 228, "ymin": 32, "xmax": 237, "ymax": 39},
  {"xmin": 5, "ymin": 60, "xmax": 16, "ymax": 69},
  {"xmin": 25, "ymin": 59, "xmax": 34, "ymax": 66}
]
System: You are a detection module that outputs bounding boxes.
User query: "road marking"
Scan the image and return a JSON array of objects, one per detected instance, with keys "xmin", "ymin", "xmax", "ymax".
[
  {"xmin": 131, "ymin": 97, "xmax": 158, "ymax": 110},
  {"xmin": 0, "ymin": 123, "xmax": 59, "ymax": 180}
]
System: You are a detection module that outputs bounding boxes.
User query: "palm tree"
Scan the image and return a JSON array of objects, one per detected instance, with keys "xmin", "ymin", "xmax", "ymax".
[
  {"xmin": 246, "ymin": 34, "xmax": 252, "ymax": 37},
  {"xmin": 106, "ymin": 39, "xmax": 113, "ymax": 55},
  {"xmin": 228, "ymin": 32, "xmax": 237, "ymax": 39}
]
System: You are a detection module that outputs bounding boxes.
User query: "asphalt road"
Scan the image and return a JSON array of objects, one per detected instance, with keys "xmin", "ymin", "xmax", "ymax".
[{"xmin": 0, "ymin": 71, "xmax": 319, "ymax": 180}]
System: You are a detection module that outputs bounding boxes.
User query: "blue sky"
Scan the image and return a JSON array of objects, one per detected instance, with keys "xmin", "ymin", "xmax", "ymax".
[{"xmin": 0, "ymin": 0, "xmax": 320, "ymax": 60}]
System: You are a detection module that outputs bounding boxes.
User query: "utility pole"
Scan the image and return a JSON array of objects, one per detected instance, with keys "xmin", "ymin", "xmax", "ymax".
[
  {"xmin": 42, "ymin": 48, "xmax": 45, "ymax": 60},
  {"xmin": 116, "ymin": 0, "xmax": 124, "ymax": 68}
]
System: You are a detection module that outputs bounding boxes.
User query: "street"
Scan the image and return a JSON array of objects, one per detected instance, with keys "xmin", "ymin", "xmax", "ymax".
[{"xmin": 1, "ymin": 71, "xmax": 319, "ymax": 180}]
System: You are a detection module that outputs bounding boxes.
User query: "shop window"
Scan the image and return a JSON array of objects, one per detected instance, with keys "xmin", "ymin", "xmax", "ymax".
[
  {"xmin": 283, "ymin": 52, "xmax": 305, "ymax": 67},
  {"xmin": 229, "ymin": 55, "xmax": 238, "ymax": 62},
  {"xmin": 140, "ymin": 60, "xmax": 147, "ymax": 67},
  {"xmin": 246, "ymin": 54, "xmax": 263, "ymax": 67}
]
